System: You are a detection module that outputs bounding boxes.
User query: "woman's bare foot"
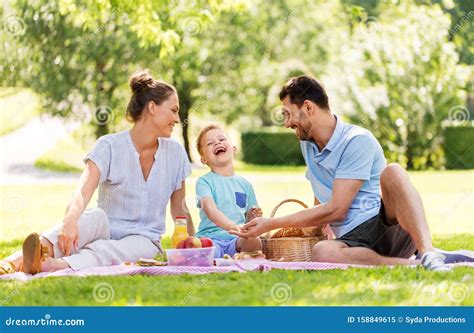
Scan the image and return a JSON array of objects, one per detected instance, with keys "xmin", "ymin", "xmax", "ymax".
[{"xmin": 41, "ymin": 258, "xmax": 70, "ymax": 272}]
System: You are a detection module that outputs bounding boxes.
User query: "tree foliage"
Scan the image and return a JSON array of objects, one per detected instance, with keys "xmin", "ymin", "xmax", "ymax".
[
  {"xmin": 0, "ymin": 0, "xmax": 239, "ymax": 143},
  {"xmin": 1, "ymin": 0, "xmax": 471, "ymax": 169},
  {"xmin": 327, "ymin": 1, "xmax": 470, "ymax": 169}
]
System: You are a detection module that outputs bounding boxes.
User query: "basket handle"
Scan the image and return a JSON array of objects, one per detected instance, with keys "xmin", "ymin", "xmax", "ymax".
[
  {"xmin": 270, "ymin": 198, "xmax": 308, "ymax": 218},
  {"xmin": 263, "ymin": 199, "xmax": 308, "ymax": 239}
]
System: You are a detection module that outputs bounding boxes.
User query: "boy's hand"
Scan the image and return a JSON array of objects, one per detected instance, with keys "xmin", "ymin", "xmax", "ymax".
[
  {"xmin": 246, "ymin": 206, "xmax": 262, "ymax": 222},
  {"xmin": 228, "ymin": 224, "xmax": 242, "ymax": 232},
  {"xmin": 230, "ymin": 217, "xmax": 270, "ymax": 239}
]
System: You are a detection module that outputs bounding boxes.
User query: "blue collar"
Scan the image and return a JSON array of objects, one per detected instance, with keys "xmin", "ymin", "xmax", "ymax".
[
  {"xmin": 308, "ymin": 114, "xmax": 343, "ymax": 155},
  {"xmin": 324, "ymin": 115, "xmax": 343, "ymax": 152}
]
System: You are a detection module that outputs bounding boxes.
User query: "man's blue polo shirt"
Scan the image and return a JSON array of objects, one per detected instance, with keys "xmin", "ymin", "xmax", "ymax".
[{"xmin": 300, "ymin": 115, "xmax": 387, "ymax": 238}]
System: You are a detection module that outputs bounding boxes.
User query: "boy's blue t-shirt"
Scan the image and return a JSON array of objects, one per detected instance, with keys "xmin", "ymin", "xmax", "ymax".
[{"xmin": 195, "ymin": 171, "xmax": 258, "ymax": 240}]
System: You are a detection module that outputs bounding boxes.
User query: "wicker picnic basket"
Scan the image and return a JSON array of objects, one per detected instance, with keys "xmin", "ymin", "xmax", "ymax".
[{"xmin": 261, "ymin": 199, "xmax": 327, "ymax": 262}]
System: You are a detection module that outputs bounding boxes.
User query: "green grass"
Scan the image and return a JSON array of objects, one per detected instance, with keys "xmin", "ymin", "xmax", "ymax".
[
  {"xmin": 1, "ymin": 170, "xmax": 472, "ymax": 242},
  {"xmin": 0, "ymin": 263, "xmax": 472, "ymax": 306},
  {"xmin": 0, "ymin": 170, "xmax": 473, "ymax": 306},
  {"xmin": 0, "ymin": 88, "xmax": 40, "ymax": 136},
  {"xmin": 0, "ymin": 233, "xmax": 472, "ymax": 306}
]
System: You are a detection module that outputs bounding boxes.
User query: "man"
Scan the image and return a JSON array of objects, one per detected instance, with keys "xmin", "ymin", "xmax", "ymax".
[{"xmin": 231, "ymin": 75, "xmax": 473, "ymax": 271}]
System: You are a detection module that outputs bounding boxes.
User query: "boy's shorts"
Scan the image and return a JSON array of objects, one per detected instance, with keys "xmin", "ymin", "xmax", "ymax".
[{"xmin": 210, "ymin": 237, "xmax": 239, "ymax": 258}]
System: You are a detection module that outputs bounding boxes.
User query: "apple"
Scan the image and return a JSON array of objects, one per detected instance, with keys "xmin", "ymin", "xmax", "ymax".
[
  {"xmin": 184, "ymin": 236, "xmax": 202, "ymax": 249},
  {"xmin": 177, "ymin": 240, "xmax": 186, "ymax": 249},
  {"xmin": 199, "ymin": 237, "xmax": 213, "ymax": 248}
]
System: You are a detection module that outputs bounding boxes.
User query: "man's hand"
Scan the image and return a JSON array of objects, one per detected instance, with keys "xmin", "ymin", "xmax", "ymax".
[
  {"xmin": 246, "ymin": 206, "xmax": 263, "ymax": 222},
  {"xmin": 229, "ymin": 217, "xmax": 270, "ymax": 238}
]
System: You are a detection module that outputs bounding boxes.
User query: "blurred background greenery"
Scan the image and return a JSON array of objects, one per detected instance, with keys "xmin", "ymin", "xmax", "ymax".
[
  {"xmin": 0, "ymin": 0, "xmax": 473, "ymax": 171},
  {"xmin": 0, "ymin": 1, "xmax": 472, "ymax": 307}
]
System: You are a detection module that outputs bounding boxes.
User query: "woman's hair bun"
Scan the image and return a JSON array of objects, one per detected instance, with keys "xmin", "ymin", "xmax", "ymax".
[
  {"xmin": 130, "ymin": 70, "xmax": 154, "ymax": 94},
  {"xmin": 126, "ymin": 69, "xmax": 177, "ymax": 122}
]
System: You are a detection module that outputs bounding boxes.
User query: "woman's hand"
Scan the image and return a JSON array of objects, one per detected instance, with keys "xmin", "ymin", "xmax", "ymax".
[
  {"xmin": 58, "ymin": 160, "xmax": 100, "ymax": 256},
  {"xmin": 58, "ymin": 220, "xmax": 79, "ymax": 256}
]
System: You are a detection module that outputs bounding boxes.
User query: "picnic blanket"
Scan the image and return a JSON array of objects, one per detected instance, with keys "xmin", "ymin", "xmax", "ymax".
[{"xmin": 1, "ymin": 261, "xmax": 472, "ymax": 281}]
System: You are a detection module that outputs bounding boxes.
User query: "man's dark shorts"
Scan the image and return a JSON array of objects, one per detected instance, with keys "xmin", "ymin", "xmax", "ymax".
[{"xmin": 336, "ymin": 202, "xmax": 417, "ymax": 258}]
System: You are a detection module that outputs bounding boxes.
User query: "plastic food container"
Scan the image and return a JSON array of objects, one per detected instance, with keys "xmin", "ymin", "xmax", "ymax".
[{"xmin": 166, "ymin": 247, "xmax": 215, "ymax": 266}]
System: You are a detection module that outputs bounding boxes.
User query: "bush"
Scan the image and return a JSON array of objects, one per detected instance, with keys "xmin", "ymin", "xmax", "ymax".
[
  {"xmin": 443, "ymin": 125, "xmax": 474, "ymax": 169},
  {"xmin": 241, "ymin": 128, "xmax": 305, "ymax": 165}
]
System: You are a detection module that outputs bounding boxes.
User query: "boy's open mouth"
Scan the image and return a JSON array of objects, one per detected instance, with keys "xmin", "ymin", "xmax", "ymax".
[{"xmin": 214, "ymin": 146, "xmax": 227, "ymax": 155}]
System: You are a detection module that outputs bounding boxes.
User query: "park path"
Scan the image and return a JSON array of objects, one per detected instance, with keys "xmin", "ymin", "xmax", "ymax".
[
  {"xmin": 0, "ymin": 115, "xmax": 80, "ymax": 184},
  {"xmin": 0, "ymin": 115, "xmax": 307, "ymax": 185}
]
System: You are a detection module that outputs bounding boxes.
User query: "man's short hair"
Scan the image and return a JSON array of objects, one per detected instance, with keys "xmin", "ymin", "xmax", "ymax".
[{"xmin": 279, "ymin": 75, "xmax": 330, "ymax": 109}]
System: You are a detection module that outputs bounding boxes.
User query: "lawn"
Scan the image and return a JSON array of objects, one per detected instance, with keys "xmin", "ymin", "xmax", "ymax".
[
  {"xmin": 0, "ymin": 169, "xmax": 472, "ymax": 306},
  {"xmin": 0, "ymin": 254, "xmax": 472, "ymax": 306},
  {"xmin": 0, "ymin": 88, "xmax": 40, "ymax": 136},
  {"xmin": 1, "ymin": 169, "xmax": 472, "ymax": 241}
]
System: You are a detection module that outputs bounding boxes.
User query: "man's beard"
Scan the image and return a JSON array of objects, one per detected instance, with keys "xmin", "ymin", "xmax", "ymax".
[
  {"xmin": 295, "ymin": 123, "xmax": 312, "ymax": 141},
  {"xmin": 294, "ymin": 109, "xmax": 312, "ymax": 141}
]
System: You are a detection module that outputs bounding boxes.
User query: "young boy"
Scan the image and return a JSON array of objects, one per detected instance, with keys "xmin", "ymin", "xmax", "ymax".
[{"xmin": 195, "ymin": 124, "xmax": 262, "ymax": 258}]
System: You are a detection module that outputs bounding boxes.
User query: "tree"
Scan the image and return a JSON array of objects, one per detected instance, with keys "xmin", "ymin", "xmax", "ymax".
[
  {"xmin": 0, "ymin": 0, "xmax": 235, "ymax": 145},
  {"xmin": 146, "ymin": 1, "xmax": 248, "ymax": 160},
  {"xmin": 194, "ymin": 0, "xmax": 350, "ymax": 129},
  {"xmin": 327, "ymin": 1, "xmax": 471, "ymax": 169}
]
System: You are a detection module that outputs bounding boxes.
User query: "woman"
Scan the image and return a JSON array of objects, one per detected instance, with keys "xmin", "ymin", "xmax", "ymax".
[{"xmin": 0, "ymin": 70, "xmax": 195, "ymax": 274}]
